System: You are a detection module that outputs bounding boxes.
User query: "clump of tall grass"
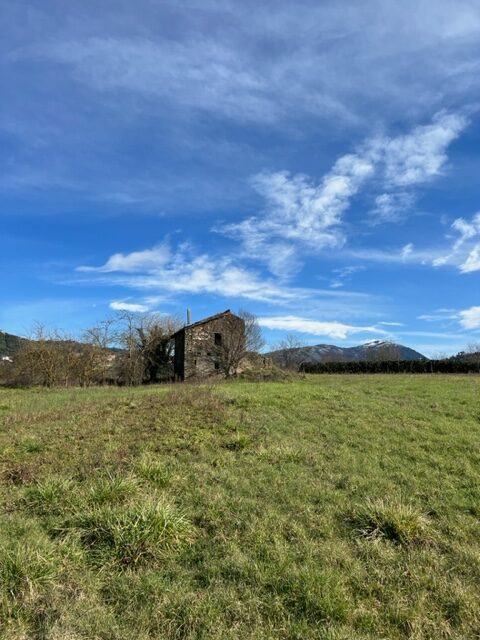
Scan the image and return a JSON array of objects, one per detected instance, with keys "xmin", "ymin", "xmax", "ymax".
[
  {"xmin": 348, "ymin": 498, "xmax": 432, "ymax": 546},
  {"xmin": 61, "ymin": 500, "xmax": 195, "ymax": 567},
  {"xmin": 86, "ymin": 473, "xmax": 138, "ymax": 505},
  {"xmin": 136, "ymin": 455, "xmax": 171, "ymax": 487},
  {"xmin": 0, "ymin": 545, "xmax": 58, "ymax": 611},
  {"xmin": 22, "ymin": 477, "xmax": 74, "ymax": 516},
  {"xmin": 20, "ymin": 439, "xmax": 44, "ymax": 454}
]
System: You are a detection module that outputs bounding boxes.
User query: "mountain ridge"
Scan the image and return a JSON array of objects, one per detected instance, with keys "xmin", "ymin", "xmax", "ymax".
[{"xmin": 266, "ymin": 340, "xmax": 426, "ymax": 364}]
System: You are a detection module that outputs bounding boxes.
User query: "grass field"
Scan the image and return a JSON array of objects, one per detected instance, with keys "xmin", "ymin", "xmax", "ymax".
[{"xmin": 0, "ymin": 375, "xmax": 479, "ymax": 639}]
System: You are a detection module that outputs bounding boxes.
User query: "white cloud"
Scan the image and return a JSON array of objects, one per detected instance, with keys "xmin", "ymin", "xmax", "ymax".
[
  {"xmin": 378, "ymin": 321, "xmax": 404, "ymax": 327},
  {"xmin": 346, "ymin": 243, "xmax": 438, "ymax": 265},
  {"xmin": 458, "ymin": 306, "xmax": 480, "ymax": 329},
  {"xmin": 460, "ymin": 243, "xmax": 480, "ymax": 273},
  {"xmin": 417, "ymin": 311, "xmax": 458, "ymax": 322},
  {"xmin": 219, "ymin": 156, "xmax": 374, "ymax": 274},
  {"xmin": 417, "ymin": 307, "xmax": 480, "ymax": 332},
  {"xmin": 330, "ymin": 265, "xmax": 365, "ymax": 289},
  {"xmin": 78, "ymin": 244, "xmax": 306, "ymax": 303},
  {"xmin": 433, "ymin": 211, "xmax": 480, "ymax": 272},
  {"xmin": 400, "ymin": 243, "xmax": 414, "ymax": 259},
  {"xmin": 76, "ymin": 242, "xmax": 383, "ymax": 319},
  {"xmin": 257, "ymin": 315, "xmax": 388, "ymax": 340},
  {"xmin": 366, "ymin": 113, "xmax": 467, "ymax": 225},
  {"xmin": 3, "ymin": 3, "xmax": 477, "ymax": 217},
  {"xmin": 370, "ymin": 192, "xmax": 415, "ymax": 224},
  {"xmin": 78, "ymin": 245, "xmax": 170, "ymax": 273},
  {"xmin": 216, "ymin": 112, "xmax": 466, "ymax": 274},
  {"xmin": 374, "ymin": 112, "xmax": 467, "ymax": 187},
  {"xmin": 109, "ymin": 301, "xmax": 149, "ymax": 313},
  {"xmin": 452, "ymin": 215, "xmax": 480, "ymax": 244}
]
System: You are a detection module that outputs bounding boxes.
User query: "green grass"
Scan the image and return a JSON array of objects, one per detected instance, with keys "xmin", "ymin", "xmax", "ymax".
[{"xmin": 0, "ymin": 375, "xmax": 479, "ymax": 639}]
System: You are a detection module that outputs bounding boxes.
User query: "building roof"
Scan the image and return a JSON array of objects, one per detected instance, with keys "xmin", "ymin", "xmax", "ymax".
[{"xmin": 172, "ymin": 309, "xmax": 234, "ymax": 336}]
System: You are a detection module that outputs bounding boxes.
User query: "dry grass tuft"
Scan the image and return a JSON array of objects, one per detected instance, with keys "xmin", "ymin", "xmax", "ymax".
[
  {"xmin": 348, "ymin": 498, "xmax": 433, "ymax": 546},
  {"xmin": 60, "ymin": 500, "xmax": 195, "ymax": 567}
]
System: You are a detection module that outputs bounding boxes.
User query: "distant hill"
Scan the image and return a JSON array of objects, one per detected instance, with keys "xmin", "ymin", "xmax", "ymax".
[
  {"xmin": 266, "ymin": 340, "xmax": 426, "ymax": 366},
  {"xmin": 0, "ymin": 331, "xmax": 27, "ymax": 358}
]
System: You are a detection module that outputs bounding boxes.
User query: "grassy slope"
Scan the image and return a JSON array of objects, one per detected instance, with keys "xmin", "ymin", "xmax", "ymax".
[{"xmin": 0, "ymin": 375, "xmax": 479, "ymax": 639}]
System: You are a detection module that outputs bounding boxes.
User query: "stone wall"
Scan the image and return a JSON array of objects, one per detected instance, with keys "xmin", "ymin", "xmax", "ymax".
[{"xmin": 178, "ymin": 313, "xmax": 245, "ymax": 380}]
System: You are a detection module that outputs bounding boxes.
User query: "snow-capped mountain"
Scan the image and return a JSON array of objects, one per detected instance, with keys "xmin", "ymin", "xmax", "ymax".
[{"xmin": 266, "ymin": 340, "xmax": 426, "ymax": 364}]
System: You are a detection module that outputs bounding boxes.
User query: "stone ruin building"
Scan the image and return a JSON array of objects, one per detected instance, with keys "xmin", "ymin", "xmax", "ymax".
[{"xmin": 173, "ymin": 309, "xmax": 245, "ymax": 380}]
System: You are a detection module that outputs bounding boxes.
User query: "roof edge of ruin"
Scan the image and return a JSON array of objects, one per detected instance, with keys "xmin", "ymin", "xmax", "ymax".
[{"xmin": 172, "ymin": 309, "xmax": 234, "ymax": 336}]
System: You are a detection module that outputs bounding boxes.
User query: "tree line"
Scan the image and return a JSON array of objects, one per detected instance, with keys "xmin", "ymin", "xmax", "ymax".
[{"xmin": 0, "ymin": 312, "xmax": 182, "ymax": 387}]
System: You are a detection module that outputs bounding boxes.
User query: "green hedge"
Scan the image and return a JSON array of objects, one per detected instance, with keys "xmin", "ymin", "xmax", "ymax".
[{"xmin": 300, "ymin": 359, "xmax": 480, "ymax": 374}]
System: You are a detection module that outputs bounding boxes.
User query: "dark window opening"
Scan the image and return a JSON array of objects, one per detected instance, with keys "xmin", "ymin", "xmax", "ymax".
[
  {"xmin": 214, "ymin": 333, "xmax": 222, "ymax": 346},
  {"xmin": 194, "ymin": 359, "xmax": 197, "ymax": 365},
  {"xmin": 214, "ymin": 362, "xmax": 220, "ymax": 370}
]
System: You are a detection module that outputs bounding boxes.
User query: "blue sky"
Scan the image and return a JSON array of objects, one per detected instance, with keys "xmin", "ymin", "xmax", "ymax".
[{"xmin": 2, "ymin": 0, "xmax": 480, "ymax": 356}]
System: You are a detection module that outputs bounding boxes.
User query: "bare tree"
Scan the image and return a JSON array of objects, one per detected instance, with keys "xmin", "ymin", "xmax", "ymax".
[
  {"xmin": 82, "ymin": 318, "xmax": 118, "ymax": 385},
  {"xmin": 113, "ymin": 311, "xmax": 145, "ymax": 385},
  {"xmin": 11, "ymin": 324, "xmax": 85, "ymax": 387},
  {"xmin": 275, "ymin": 334, "xmax": 306, "ymax": 370},
  {"xmin": 240, "ymin": 309, "xmax": 265, "ymax": 353},
  {"xmin": 213, "ymin": 310, "xmax": 264, "ymax": 377}
]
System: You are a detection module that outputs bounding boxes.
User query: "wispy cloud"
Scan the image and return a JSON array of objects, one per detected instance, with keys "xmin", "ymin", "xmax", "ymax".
[
  {"xmin": 257, "ymin": 315, "xmax": 388, "ymax": 340},
  {"xmin": 417, "ymin": 309, "xmax": 458, "ymax": 322},
  {"xmin": 461, "ymin": 245, "xmax": 480, "ymax": 272},
  {"xmin": 330, "ymin": 265, "xmax": 365, "ymax": 289},
  {"xmin": 218, "ymin": 156, "xmax": 374, "ymax": 275},
  {"xmin": 417, "ymin": 306, "xmax": 480, "ymax": 331},
  {"xmin": 27, "ymin": 2, "xmax": 480, "ymax": 130},
  {"xmin": 369, "ymin": 192, "xmax": 415, "ymax": 224},
  {"xmin": 366, "ymin": 112, "xmax": 467, "ymax": 224},
  {"xmin": 345, "ymin": 243, "xmax": 438, "ymax": 265},
  {"xmin": 39, "ymin": 37, "xmax": 279, "ymax": 124},
  {"xmin": 374, "ymin": 112, "xmax": 466, "ymax": 187},
  {"xmin": 433, "ymin": 211, "xmax": 480, "ymax": 272},
  {"xmin": 378, "ymin": 321, "xmax": 404, "ymax": 327},
  {"xmin": 2, "ymin": 0, "xmax": 477, "ymax": 221},
  {"xmin": 78, "ymin": 243, "xmax": 308, "ymax": 303},
  {"xmin": 75, "ymin": 241, "xmax": 382, "ymax": 316},
  {"xmin": 216, "ymin": 113, "xmax": 466, "ymax": 275}
]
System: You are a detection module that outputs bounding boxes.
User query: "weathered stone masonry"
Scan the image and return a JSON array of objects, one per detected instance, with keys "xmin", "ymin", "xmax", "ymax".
[{"xmin": 173, "ymin": 310, "xmax": 245, "ymax": 380}]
